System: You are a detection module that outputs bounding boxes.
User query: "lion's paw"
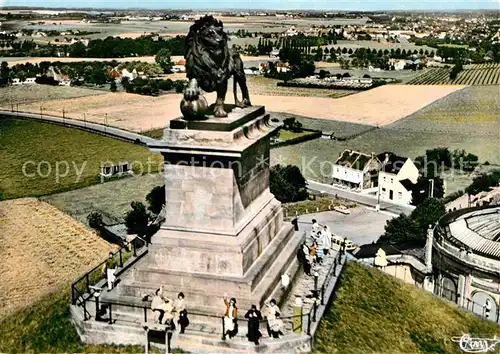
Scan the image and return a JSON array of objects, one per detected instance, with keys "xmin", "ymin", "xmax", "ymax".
[{"xmin": 214, "ymin": 106, "xmax": 228, "ymax": 117}]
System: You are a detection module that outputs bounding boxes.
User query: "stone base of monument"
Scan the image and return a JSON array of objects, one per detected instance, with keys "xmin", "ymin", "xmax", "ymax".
[{"xmin": 70, "ymin": 105, "xmax": 310, "ymax": 353}]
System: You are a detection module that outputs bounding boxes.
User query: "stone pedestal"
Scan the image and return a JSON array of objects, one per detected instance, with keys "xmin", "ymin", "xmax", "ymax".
[{"xmin": 110, "ymin": 106, "xmax": 301, "ymax": 314}]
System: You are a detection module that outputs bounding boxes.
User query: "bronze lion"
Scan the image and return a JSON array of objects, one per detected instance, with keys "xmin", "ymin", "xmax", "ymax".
[{"xmin": 184, "ymin": 16, "xmax": 251, "ymax": 118}]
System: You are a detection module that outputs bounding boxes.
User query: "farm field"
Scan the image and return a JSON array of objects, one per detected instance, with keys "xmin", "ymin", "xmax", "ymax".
[
  {"xmin": 0, "ymin": 84, "xmax": 105, "ymax": 106},
  {"xmin": 0, "ymin": 118, "xmax": 163, "ymax": 199},
  {"xmin": 5, "ymin": 17, "xmax": 370, "ymax": 39},
  {"xmin": 315, "ymin": 263, "xmax": 499, "ymax": 354},
  {"xmin": 408, "ymin": 63, "xmax": 500, "ymax": 85},
  {"xmin": 43, "ymin": 173, "xmax": 164, "ymax": 226},
  {"xmin": 5, "ymin": 84, "xmax": 463, "ymax": 131},
  {"xmin": 271, "ymin": 85, "xmax": 500, "ymax": 192},
  {"xmin": 0, "ymin": 198, "xmax": 116, "ymax": 317}
]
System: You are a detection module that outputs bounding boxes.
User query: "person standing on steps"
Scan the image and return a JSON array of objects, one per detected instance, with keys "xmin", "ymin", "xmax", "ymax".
[
  {"xmin": 244, "ymin": 305, "xmax": 262, "ymax": 345},
  {"xmin": 269, "ymin": 313, "xmax": 284, "ymax": 339},
  {"xmin": 175, "ymin": 292, "xmax": 189, "ymax": 333},
  {"xmin": 322, "ymin": 225, "xmax": 332, "ymax": 255},
  {"xmin": 223, "ymin": 295, "xmax": 238, "ymax": 339},
  {"xmin": 100, "ymin": 252, "xmax": 117, "ymax": 291},
  {"xmin": 265, "ymin": 299, "xmax": 281, "ymax": 336}
]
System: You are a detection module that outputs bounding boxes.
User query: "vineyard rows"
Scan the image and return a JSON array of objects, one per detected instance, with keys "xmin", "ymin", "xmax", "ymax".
[{"xmin": 407, "ymin": 63, "xmax": 500, "ymax": 85}]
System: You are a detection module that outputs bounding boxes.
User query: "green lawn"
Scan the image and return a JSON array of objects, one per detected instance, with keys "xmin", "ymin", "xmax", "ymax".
[
  {"xmin": 141, "ymin": 127, "xmax": 165, "ymax": 139},
  {"xmin": 0, "ymin": 290, "xmax": 147, "ymax": 353},
  {"xmin": 315, "ymin": 263, "xmax": 499, "ymax": 354},
  {"xmin": 278, "ymin": 129, "xmax": 315, "ymax": 141},
  {"xmin": 0, "ymin": 286, "xmax": 188, "ymax": 353},
  {"xmin": 0, "ymin": 118, "xmax": 163, "ymax": 200}
]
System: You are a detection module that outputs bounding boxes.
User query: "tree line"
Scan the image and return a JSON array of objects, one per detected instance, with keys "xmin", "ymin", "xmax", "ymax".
[{"xmin": 0, "ymin": 35, "xmax": 186, "ymax": 58}]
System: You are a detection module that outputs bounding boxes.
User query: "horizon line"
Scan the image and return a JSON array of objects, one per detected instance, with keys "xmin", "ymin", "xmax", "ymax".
[{"xmin": 2, "ymin": 6, "xmax": 499, "ymax": 12}]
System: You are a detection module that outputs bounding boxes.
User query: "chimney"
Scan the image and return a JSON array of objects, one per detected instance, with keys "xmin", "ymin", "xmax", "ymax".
[{"xmin": 385, "ymin": 153, "xmax": 390, "ymax": 163}]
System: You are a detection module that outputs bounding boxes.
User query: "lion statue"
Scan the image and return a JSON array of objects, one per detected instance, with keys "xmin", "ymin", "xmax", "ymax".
[{"xmin": 183, "ymin": 15, "xmax": 251, "ymax": 118}]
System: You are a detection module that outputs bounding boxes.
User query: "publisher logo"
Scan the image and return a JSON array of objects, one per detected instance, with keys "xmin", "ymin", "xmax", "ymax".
[{"xmin": 451, "ymin": 334, "xmax": 500, "ymax": 353}]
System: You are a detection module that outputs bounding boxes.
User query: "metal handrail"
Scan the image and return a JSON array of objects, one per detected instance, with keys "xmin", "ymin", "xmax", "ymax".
[{"xmin": 71, "ymin": 237, "xmax": 148, "ymax": 305}]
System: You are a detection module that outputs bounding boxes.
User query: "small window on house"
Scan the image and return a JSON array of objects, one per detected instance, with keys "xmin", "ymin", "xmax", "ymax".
[
  {"xmin": 382, "ymin": 188, "xmax": 386, "ymax": 192},
  {"xmin": 337, "ymin": 168, "xmax": 339, "ymax": 172},
  {"xmin": 383, "ymin": 176, "xmax": 386, "ymax": 182},
  {"xmin": 398, "ymin": 192, "xmax": 402, "ymax": 199},
  {"xmin": 391, "ymin": 178, "xmax": 394, "ymax": 183}
]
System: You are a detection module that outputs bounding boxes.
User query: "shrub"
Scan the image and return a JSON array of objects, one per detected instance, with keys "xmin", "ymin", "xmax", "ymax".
[
  {"xmin": 174, "ymin": 80, "xmax": 185, "ymax": 93},
  {"xmin": 124, "ymin": 201, "xmax": 150, "ymax": 236},
  {"xmin": 146, "ymin": 185, "xmax": 165, "ymax": 215},
  {"xmin": 270, "ymin": 165, "xmax": 308, "ymax": 203},
  {"xmin": 158, "ymin": 79, "xmax": 173, "ymax": 91},
  {"xmin": 87, "ymin": 212, "xmax": 103, "ymax": 230}
]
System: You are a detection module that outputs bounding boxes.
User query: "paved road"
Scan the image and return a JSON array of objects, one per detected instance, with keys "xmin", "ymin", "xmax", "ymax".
[
  {"xmin": 297, "ymin": 207, "xmax": 393, "ymax": 246},
  {"xmin": 307, "ymin": 180, "xmax": 415, "ymax": 216}
]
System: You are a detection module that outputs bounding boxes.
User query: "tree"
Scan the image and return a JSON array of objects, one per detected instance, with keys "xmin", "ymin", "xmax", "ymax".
[
  {"xmin": 378, "ymin": 214, "xmax": 422, "ymax": 244},
  {"xmin": 410, "ymin": 198, "xmax": 445, "ymax": 233},
  {"xmin": 465, "ymin": 170, "xmax": 500, "ymax": 195},
  {"xmin": 125, "ymin": 201, "xmax": 150, "ymax": 236},
  {"xmin": 449, "ymin": 60, "xmax": 463, "ymax": 81},
  {"xmin": 452, "ymin": 149, "xmax": 478, "ymax": 171},
  {"xmin": 270, "ymin": 165, "xmax": 308, "ymax": 203},
  {"xmin": 110, "ymin": 81, "xmax": 117, "ymax": 92},
  {"xmin": 0, "ymin": 61, "xmax": 10, "ymax": 86},
  {"xmin": 411, "ymin": 176, "xmax": 445, "ymax": 206},
  {"xmin": 87, "ymin": 212, "xmax": 104, "ymax": 230},
  {"xmin": 415, "ymin": 148, "xmax": 452, "ymax": 177},
  {"xmin": 155, "ymin": 48, "xmax": 173, "ymax": 73},
  {"xmin": 146, "ymin": 185, "xmax": 166, "ymax": 214}
]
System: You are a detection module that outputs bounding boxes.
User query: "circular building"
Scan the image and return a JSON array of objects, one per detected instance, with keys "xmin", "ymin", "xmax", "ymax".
[{"xmin": 433, "ymin": 205, "xmax": 500, "ymax": 321}]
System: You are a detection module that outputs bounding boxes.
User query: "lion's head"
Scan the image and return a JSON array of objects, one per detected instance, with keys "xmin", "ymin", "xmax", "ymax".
[
  {"xmin": 185, "ymin": 16, "xmax": 232, "ymax": 92},
  {"xmin": 186, "ymin": 15, "xmax": 228, "ymax": 52}
]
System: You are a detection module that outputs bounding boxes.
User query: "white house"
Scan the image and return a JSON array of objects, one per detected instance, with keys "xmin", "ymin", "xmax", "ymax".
[
  {"xmin": 332, "ymin": 150, "xmax": 382, "ymax": 191},
  {"xmin": 446, "ymin": 193, "xmax": 472, "ymax": 212},
  {"xmin": 377, "ymin": 153, "xmax": 419, "ymax": 205}
]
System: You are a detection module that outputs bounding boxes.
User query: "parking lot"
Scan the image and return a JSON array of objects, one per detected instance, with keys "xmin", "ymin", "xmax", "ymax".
[{"xmin": 297, "ymin": 206, "xmax": 394, "ymax": 246}]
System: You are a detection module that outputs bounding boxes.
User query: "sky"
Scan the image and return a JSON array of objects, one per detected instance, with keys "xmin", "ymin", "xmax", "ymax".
[{"xmin": 2, "ymin": 0, "xmax": 499, "ymax": 10}]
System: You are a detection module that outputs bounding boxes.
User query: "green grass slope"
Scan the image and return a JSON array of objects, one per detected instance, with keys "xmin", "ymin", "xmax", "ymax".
[
  {"xmin": 315, "ymin": 263, "xmax": 499, "ymax": 354},
  {"xmin": 0, "ymin": 118, "xmax": 162, "ymax": 200},
  {"xmin": 0, "ymin": 290, "xmax": 142, "ymax": 353}
]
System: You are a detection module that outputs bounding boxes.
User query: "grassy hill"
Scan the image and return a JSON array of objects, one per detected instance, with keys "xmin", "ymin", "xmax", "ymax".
[
  {"xmin": 0, "ymin": 290, "xmax": 142, "ymax": 353},
  {"xmin": 0, "ymin": 118, "xmax": 162, "ymax": 200},
  {"xmin": 315, "ymin": 263, "xmax": 499, "ymax": 354}
]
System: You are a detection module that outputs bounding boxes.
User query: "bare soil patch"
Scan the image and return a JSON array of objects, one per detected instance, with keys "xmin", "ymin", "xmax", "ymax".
[{"xmin": 0, "ymin": 198, "xmax": 115, "ymax": 317}]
